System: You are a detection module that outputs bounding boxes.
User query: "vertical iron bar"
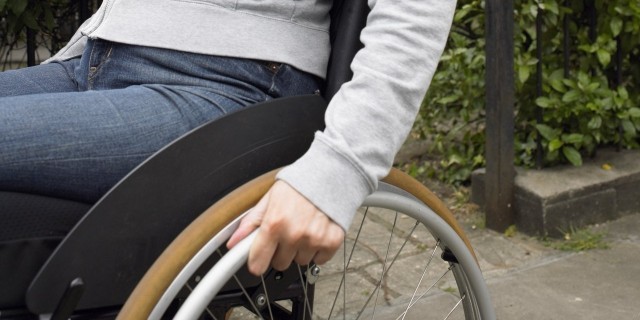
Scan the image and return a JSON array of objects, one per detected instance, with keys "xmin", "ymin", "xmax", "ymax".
[
  {"xmin": 616, "ymin": 36, "xmax": 623, "ymax": 151},
  {"xmin": 586, "ymin": 0, "xmax": 597, "ymax": 43},
  {"xmin": 79, "ymin": 0, "xmax": 90, "ymax": 22},
  {"xmin": 563, "ymin": 0, "xmax": 570, "ymax": 78},
  {"xmin": 535, "ymin": 4, "xmax": 544, "ymax": 169},
  {"xmin": 26, "ymin": 28, "xmax": 36, "ymax": 67},
  {"xmin": 485, "ymin": 0, "xmax": 515, "ymax": 231},
  {"xmin": 26, "ymin": 0, "xmax": 37, "ymax": 67}
]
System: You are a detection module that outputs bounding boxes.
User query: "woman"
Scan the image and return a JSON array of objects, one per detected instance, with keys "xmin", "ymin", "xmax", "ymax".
[{"xmin": 0, "ymin": 0, "xmax": 456, "ymax": 276}]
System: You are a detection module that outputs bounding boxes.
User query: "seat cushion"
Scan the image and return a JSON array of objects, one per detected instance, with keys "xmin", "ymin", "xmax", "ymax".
[{"xmin": 0, "ymin": 192, "xmax": 90, "ymax": 309}]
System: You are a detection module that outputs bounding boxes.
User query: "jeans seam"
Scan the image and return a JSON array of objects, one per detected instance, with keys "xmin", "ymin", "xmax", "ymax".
[
  {"xmin": 87, "ymin": 42, "xmax": 114, "ymax": 89},
  {"xmin": 266, "ymin": 64, "xmax": 285, "ymax": 98},
  {"xmin": 59, "ymin": 60, "xmax": 80, "ymax": 90},
  {"xmin": 3, "ymin": 153, "xmax": 152, "ymax": 166}
]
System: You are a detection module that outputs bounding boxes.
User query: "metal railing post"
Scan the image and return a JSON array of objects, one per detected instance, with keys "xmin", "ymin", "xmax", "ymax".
[{"xmin": 485, "ymin": 0, "xmax": 515, "ymax": 231}]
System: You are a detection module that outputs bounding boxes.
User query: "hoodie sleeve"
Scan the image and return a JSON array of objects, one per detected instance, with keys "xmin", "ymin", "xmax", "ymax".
[{"xmin": 277, "ymin": 0, "xmax": 456, "ymax": 230}]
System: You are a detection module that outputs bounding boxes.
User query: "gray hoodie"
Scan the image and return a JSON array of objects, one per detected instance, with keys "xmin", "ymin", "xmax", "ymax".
[{"xmin": 48, "ymin": 0, "xmax": 457, "ymax": 231}]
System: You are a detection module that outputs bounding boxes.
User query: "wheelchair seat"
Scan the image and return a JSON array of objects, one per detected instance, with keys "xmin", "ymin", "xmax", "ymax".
[
  {"xmin": 0, "ymin": 0, "xmax": 368, "ymax": 317},
  {"xmin": 0, "ymin": 193, "xmax": 90, "ymax": 309}
]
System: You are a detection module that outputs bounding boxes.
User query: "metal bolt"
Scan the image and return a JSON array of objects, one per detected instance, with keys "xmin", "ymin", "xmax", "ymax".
[
  {"xmin": 310, "ymin": 265, "xmax": 321, "ymax": 276},
  {"xmin": 306, "ymin": 265, "xmax": 321, "ymax": 284},
  {"xmin": 256, "ymin": 294, "xmax": 267, "ymax": 307}
]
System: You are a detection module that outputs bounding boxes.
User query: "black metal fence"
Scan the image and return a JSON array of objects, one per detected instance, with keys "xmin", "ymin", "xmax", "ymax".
[
  {"xmin": 485, "ymin": 0, "xmax": 638, "ymax": 231},
  {"xmin": 1, "ymin": 0, "xmax": 102, "ymax": 70},
  {"xmin": 532, "ymin": 0, "xmax": 628, "ymax": 169}
]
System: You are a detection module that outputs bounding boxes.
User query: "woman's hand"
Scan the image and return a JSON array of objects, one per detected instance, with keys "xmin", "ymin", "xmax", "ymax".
[{"xmin": 227, "ymin": 180, "xmax": 344, "ymax": 275}]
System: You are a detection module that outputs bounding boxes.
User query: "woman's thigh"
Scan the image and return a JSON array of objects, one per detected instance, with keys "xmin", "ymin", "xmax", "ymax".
[
  {"xmin": 0, "ymin": 84, "xmax": 248, "ymax": 202},
  {"xmin": 0, "ymin": 60, "xmax": 79, "ymax": 97},
  {"xmin": 0, "ymin": 40, "xmax": 321, "ymax": 203}
]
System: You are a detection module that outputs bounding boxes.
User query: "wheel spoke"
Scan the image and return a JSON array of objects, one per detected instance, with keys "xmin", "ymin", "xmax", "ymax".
[
  {"xmin": 370, "ymin": 213, "xmax": 398, "ymax": 319},
  {"xmin": 443, "ymin": 294, "xmax": 465, "ymax": 320},
  {"xmin": 400, "ymin": 240, "xmax": 440, "ymax": 320},
  {"xmin": 353, "ymin": 215, "xmax": 420, "ymax": 320},
  {"xmin": 260, "ymin": 274, "xmax": 274, "ymax": 320},
  {"xmin": 394, "ymin": 266, "xmax": 453, "ymax": 320},
  {"xmin": 328, "ymin": 208, "xmax": 369, "ymax": 320},
  {"xmin": 296, "ymin": 264, "xmax": 313, "ymax": 320}
]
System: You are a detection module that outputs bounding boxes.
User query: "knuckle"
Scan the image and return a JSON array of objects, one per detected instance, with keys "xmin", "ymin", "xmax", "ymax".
[
  {"xmin": 287, "ymin": 229, "xmax": 306, "ymax": 243},
  {"xmin": 294, "ymin": 255, "xmax": 311, "ymax": 266},
  {"xmin": 261, "ymin": 219, "xmax": 282, "ymax": 235},
  {"xmin": 325, "ymin": 233, "xmax": 343, "ymax": 250},
  {"xmin": 272, "ymin": 260, "xmax": 291, "ymax": 271}
]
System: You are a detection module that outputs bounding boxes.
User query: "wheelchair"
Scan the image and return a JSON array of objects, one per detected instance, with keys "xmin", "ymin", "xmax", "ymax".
[{"xmin": 0, "ymin": 1, "xmax": 495, "ymax": 319}]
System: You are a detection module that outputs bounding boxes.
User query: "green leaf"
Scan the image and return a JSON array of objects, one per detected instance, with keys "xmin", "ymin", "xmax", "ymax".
[
  {"xmin": 597, "ymin": 49, "xmax": 611, "ymax": 66},
  {"xmin": 519, "ymin": 65, "xmax": 531, "ymax": 83},
  {"xmin": 550, "ymin": 78, "xmax": 566, "ymax": 92},
  {"xmin": 0, "ymin": 0, "xmax": 7, "ymax": 11},
  {"xmin": 9, "ymin": 0, "xmax": 27, "ymax": 16},
  {"xmin": 562, "ymin": 79, "xmax": 576, "ymax": 88},
  {"xmin": 21, "ymin": 11, "xmax": 39, "ymax": 30},
  {"xmin": 549, "ymin": 138, "xmax": 564, "ymax": 152},
  {"xmin": 562, "ymin": 146, "xmax": 583, "ymax": 166},
  {"xmin": 529, "ymin": 4, "xmax": 538, "ymax": 18},
  {"xmin": 437, "ymin": 95, "xmax": 459, "ymax": 104},
  {"xmin": 562, "ymin": 90, "xmax": 581, "ymax": 103},
  {"xmin": 454, "ymin": 5, "xmax": 472, "ymax": 22},
  {"xmin": 446, "ymin": 153, "xmax": 465, "ymax": 167},
  {"xmin": 536, "ymin": 124, "xmax": 559, "ymax": 141},
  {"xmin": 544, "ymin": 0, "xmax": 559, "ymax": 15},
  {"xmin": 618, "ymin": 87, "xmax": 629, "ymax": 100},
  {"xmin": 588, "ymin": 116, "xmax": 602, "ymax": 129},
  {"xmin": 586, "ymin": 82, "xmax": 600, "ymax": 92},
  {"xmin": 622, "ymin": 119, "xmax": 637, "ymax": 135},
  {"xmin": 535, "ymin": 96, "xmax": 552, "ymax": 108},
  {"xmin": 610, "ymin": 17, "xmax": 623, "ymax": 37},
  {"xmin": 44, "ymin": 6, "xmax": 55, "ymax": 30},
  {"xmin": 629, "ymin": 108, "xmax": 640, "ymax": 118},
  {"xmin": 562, "ymin": 133, "xmax": 584, "ymax": 144}
]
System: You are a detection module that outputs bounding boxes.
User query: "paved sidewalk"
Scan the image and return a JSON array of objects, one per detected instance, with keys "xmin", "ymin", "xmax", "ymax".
[{"xmin": 468, "ymin": 212, "xmax": 640, "ymax": 319}]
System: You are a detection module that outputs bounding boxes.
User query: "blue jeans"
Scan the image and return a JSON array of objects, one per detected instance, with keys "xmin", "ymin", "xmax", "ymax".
[{"xmin": 0, "ymin": 39, "xmax": 320, "ymax": 203}]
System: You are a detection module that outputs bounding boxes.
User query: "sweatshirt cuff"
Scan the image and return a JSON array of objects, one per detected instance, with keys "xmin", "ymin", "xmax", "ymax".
[{"xmin": 276, "ymin": 134, "xmax": 374, "ymax": 231}]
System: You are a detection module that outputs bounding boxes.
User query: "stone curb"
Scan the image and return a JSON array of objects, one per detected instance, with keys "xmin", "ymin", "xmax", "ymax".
[{"xmin": 471, "ymin": 148, "xmax": 640, "ymax": 237}]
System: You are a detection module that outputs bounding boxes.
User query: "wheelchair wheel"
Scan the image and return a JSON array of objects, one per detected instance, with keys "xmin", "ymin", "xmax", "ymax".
[{"xmin": 118, "ymin": 169, "xmax": 495, "ymax": 319}]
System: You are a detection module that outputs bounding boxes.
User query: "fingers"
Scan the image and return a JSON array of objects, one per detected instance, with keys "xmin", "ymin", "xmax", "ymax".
[
  {"xmin": 248, "ymin": 226, "xmax": 281, "ymax": 275},
  {"xmin": 227, "ymin": 190, "xmax": 269, "ymax": 249},
  {"xmin": 311, "ymin": 224, "xmax": 344, "ymax": 265},
  {"xmin": 231, "ymin": 180, "xmax": 345, "ymax": 276}
]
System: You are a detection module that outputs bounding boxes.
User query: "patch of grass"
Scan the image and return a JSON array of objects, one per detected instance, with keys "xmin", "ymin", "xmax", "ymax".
[
  {"xmin": 469, "ymin": 213, "xmax": 486, "ymax": 230},
  {"xmin": 504, "ymin": 225, "xmax": 517, "ymax": 238},
  {"xmin": 545, "ymin": 226, "xmax": 609, "ymax": 252},
  {"xmin": 416, "ymin": 243, "xmax": 429, "ymax": 252},
  {"xmin": 442, "ymin": 286, "xmax": 458, "ymax": 294}
]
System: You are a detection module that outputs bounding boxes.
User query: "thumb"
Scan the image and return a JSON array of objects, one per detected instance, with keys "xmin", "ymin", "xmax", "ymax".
[{"xmin": 226, "ymin": 192, "xmax": 269, "ymax": 248}]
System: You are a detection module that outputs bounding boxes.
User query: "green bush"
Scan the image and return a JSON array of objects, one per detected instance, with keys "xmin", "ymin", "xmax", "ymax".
[{"xmin": 416, "ymin": 0, "xmax": 640, "ymax": 184}]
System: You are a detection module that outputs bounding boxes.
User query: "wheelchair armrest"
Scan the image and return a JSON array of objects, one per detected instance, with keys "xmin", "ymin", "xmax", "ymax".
[{"xmin": 26, "ymin": 95, "xmax": 326, "ymax": 314}]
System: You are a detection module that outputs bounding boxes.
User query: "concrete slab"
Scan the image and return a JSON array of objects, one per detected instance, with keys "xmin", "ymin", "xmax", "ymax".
[
  {"xmin": 466, "ymin": 212, "xmax": 640, "ymax": 320},
  {"xmin": 487, "ymin": 242, "xmax": 640, "ymax": 319},
  {"xmin": 472, "ymin": 148, "xmax": 640, "ymax": 237}
]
